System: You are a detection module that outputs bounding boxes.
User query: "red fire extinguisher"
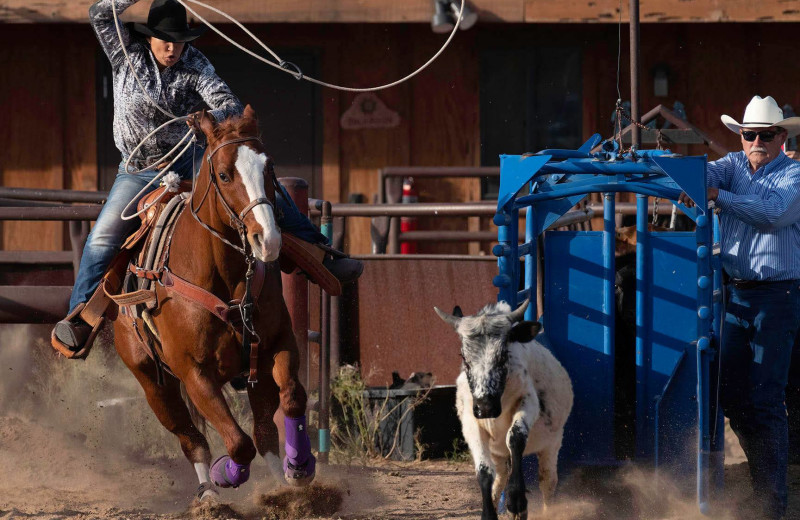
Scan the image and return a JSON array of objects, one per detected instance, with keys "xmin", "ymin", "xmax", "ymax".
[{"xmin": 400, "ymin": 177, "xmax": 418, "ymax": 254}]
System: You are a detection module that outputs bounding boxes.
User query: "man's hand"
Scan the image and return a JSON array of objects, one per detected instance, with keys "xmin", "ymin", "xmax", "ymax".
[
  {"xmin": 186, "ymin": 110, "xmax": 203, "ymax": 129},
  {"xmin": 678, "ymin": 188, "xmax": 718, "ymax": 208},
  {"xmin": 786, "ymin": 150, "xmax": 800, "ymax": 161}
]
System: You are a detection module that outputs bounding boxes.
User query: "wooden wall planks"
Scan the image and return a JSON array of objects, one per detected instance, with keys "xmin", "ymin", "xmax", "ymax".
[
  {"xmin": 0, "ymin": 26, "xmax": 72, "ymax": 250},
  {"xmin": 3, "ymin": 21, "xmax": 800, "ymax": 252}
]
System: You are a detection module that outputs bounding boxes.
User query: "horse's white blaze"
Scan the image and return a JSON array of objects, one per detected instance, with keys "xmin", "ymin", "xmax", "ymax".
[{"xmin": 235, "ymin": 145, "xmax": 281, "ymax": 260}]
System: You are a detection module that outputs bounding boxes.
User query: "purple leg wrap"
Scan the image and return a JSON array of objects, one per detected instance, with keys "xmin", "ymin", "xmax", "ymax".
[
  {"xmin": 210, "ymin": 455, "xmax": 251, "ymax": 488},
  {"xmin": 284, "ymin": 415, "xmax": 316, "ymax": 486}
]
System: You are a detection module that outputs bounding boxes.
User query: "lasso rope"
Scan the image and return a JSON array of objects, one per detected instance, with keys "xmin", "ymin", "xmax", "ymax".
[
  {"xmin": 111, "ymin": 0, "xmax": 466, "ymax": 219},
  {"xmin": 176, "ymin": 0, "xmax": 465, "ymax": 92}
]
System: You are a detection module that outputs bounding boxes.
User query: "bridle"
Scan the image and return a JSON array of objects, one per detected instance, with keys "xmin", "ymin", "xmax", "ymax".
[
  {"xmin": 189, "ymin": 136, "xmax": 282, "ymax": 255},
  {"xmin": 187, "ymin": 135, "xmax": 283, "ymax": 384}
]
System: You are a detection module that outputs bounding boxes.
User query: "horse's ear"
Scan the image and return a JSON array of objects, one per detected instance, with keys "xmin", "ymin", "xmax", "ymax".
[
  {"xmin": 241, "ymin": 104, "xmax": 259, "ymax": 135},
  {"xmin": 508, "ymin": 320, "xmax": 541, "ymax": 344},
  {"xmin": 189, "ymin": 109, "xmax": 217, "ymax": 140}
]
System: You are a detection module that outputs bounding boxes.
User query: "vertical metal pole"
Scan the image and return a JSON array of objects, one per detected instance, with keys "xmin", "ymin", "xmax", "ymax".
[
  {"xmin": 695, "ymin": 193, "xmax": 714, "ymax": 514},
  {"xmin": 317, "ymin": 201, "xmax": 333, "ymax": 464},
  {"xmin": 709, "ymin": 213, "xmax": 725, "ymax": 498},
  {"xmin": 525, "ymin": 184, "xmax": 536, "ymax": 320},
  {"xmin": 635, "ymin": 193, "xmax": 649, "ymax": 458},
  {"xmin": 279, "ymin": 178, "xmax": 310, "ymax": 390},
  {"xmin": 629, "ymin": 0, "xmax": 641, "ymax": 148},
  {"xmin": 493, "ymin": 207, "xmax": 519, "ymax": 306},
  {"xmin": 602, "ymin": 193, "xmax": 616, "ymax": 359}
]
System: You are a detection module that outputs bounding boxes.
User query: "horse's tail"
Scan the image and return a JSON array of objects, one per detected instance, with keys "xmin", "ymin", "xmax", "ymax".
[{"xmin": 180, "ymin": 382, "xmax": 208, "ymax": 435}]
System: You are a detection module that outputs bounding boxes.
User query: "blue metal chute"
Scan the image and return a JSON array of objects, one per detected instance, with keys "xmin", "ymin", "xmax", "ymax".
[
  {"xmin": 494, "ymin": 144, "xmax": 723, "ymax": 515},
  {"xmin": 652, "ymin": 155, "xmax": 708, "ymax": 212},
  {"xmin": 497, "ymin": 154, "xmax": 551, "ymax": 211},
  {"xmin": 578, "ymin": 133, "xmax": 603, "ymax": 153}
]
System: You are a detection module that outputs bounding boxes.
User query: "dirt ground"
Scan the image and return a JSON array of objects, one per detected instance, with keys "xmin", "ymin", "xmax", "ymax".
[{"xmin": 2, "ymin": 325, "xmax": 800, "ymax": 520}]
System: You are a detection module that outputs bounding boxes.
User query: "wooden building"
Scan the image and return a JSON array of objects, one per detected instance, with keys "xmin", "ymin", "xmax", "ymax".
[{"xmin": 2, "ymin": 0, "xmax": 799, "ymax": 255}]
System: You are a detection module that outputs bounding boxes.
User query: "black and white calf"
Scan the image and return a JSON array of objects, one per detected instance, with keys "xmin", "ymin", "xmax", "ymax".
[{"xmin": 435, "ymin": 300, "xmax": 573, "ymax": 520}]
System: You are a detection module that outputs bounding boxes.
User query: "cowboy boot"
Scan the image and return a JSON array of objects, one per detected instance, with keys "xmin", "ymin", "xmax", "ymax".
[
  {"xmin": 279, "ymin": 234, "xmax": 363, "ymax": 296},
  {"xmin": 52, "ymin": 302, "xmax": 94, "ymax": 354},
  {"xmin": 284, "ymin": 415, "xmax": 316, "ymax": 486},
  {"xmin": 322, "ymin": 254, "xmax": 364, "ymax": 285},
  {"xmin": 53, "ymin": 318, "xmax": 92, "ymax": 350}
]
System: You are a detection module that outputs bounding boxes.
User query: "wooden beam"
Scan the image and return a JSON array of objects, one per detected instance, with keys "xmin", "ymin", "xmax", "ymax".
[
  {"xmin": 5, "ymin": 0, "xmax": 800, "ymax": 23},
  {"xmin": 0, "ymin": 0, "xmax": 524, "ymax": 23},
  {"xmin": 524, "ymin": 0, "xmax": 800, "ymax": 23}
]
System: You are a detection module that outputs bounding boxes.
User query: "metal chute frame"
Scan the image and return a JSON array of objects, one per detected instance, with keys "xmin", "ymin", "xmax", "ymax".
[{"xmin": 492, "ymin": 134, "xmax": 724, "ymax": 514}]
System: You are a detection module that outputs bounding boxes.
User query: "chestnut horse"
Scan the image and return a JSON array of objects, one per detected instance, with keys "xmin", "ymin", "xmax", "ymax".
[{"xmin": 114, "ymin": 105, "xmax": 314, "ymax": 500}]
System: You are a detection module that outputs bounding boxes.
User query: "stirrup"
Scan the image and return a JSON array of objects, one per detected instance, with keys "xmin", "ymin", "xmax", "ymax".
[{"xmin": 50, "ymin": 303, "xmax": 105, "ymax": 360}]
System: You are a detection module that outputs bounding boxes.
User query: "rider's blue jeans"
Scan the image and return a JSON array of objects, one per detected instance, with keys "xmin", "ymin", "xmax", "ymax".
[
  {"xmin": 719, "ymin": 280, "xmax": 800, "ymax": 519},
  {"xmin": 69, "ymin": 148, "xmax": 325, "ymax": 313}
]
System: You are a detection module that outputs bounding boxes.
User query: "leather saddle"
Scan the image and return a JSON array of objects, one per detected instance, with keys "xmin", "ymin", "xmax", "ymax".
[{"xmin": 50, "ymin": 184, "xmax": 342, "ymax": 360}]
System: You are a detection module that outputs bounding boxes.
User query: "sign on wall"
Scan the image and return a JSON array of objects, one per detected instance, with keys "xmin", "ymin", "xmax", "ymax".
[{"xmin": 341, "ymin": 93, "xmax": 401, "ymax": 130}]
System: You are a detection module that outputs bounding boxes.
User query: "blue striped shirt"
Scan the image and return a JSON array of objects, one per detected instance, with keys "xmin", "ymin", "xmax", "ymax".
[{"xmin": 709, "ymin": 151, "xmax": 800, "ymax": 281}]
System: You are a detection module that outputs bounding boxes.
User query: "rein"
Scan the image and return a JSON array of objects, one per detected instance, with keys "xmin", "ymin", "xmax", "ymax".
[
  {"xmin": 189, "ymin": 137, "xmax": 279, "ymax": 255},
  {"xmin": 181, "ymin": 136, "xmax": 281, "ymax": 384}
]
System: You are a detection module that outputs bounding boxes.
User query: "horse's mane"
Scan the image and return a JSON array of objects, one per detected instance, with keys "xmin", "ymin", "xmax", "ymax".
[{"xmin": 212, "ymin": 112, "xmax": 261, "ymax": 142}]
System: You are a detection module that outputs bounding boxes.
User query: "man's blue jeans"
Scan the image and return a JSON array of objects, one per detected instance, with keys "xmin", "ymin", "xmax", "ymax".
[
  {"xmin": 69, "ymin": 148, "xmax": 325, "ymax": 313},
  {"xmin": 720, "ymin": 280, "xmax": 800, "ymax": 519}
]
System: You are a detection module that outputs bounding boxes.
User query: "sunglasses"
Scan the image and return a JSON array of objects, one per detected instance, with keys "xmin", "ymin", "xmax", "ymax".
[{"xmin": 741, "ymin": 130, "xmax": 781, "ymax": 143}]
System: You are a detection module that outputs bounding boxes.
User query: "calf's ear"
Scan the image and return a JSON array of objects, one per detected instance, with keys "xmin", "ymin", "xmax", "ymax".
[
  {"xmin": 508, "ymin": 320, "xmax": 542, "ymax": 343},
  {"xmin": 453, "ymin": 306, "xmax": 463, "ymax": 318}
]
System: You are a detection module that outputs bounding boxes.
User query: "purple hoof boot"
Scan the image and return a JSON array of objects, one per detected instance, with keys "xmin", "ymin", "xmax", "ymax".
[
  {"xmin": 284, "ymin": 415, "xmax": 316, "ymax": 487},
  {"xmin": 210, "ymin": 455, "xmax": 251, "ymax": 488}
]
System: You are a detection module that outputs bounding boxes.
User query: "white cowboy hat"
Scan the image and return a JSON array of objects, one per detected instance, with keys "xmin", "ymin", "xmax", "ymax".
[{"xmin": 721, "ymin": 95, "xmax": 800, "ymax": 138}]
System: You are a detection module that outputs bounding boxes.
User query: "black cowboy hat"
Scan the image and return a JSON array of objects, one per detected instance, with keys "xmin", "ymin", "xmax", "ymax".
[{"xmin": 131, "ymin": 0, "xmax": 207, "ymax": 43}]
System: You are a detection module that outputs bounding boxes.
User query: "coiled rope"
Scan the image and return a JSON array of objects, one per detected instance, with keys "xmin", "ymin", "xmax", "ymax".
[
  {"xmin": 175, "ymin": 0, "xmax": 465, "ymax": 92},
  {"xmin": 111, "ymin": 0, "xmax": 466, "ymax": 219}
]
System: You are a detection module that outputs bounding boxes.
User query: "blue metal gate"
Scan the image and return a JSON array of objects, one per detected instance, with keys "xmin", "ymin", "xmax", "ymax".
[{"xmin": 493, "ymin": 136, "xmax": 724, "ymax": 513}]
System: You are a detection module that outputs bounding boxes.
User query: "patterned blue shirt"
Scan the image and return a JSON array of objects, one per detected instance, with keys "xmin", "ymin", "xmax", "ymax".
[
  {"xmin": 90, "ymin": 0, "xmax": 243, "ymax": 166},
  {"xmin": 709, "ymin": 151, "xmax": 800, "ymax": 281}
]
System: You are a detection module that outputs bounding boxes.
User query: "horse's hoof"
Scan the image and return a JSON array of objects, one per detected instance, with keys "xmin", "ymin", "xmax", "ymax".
[
  {"xmin": 283, "ymin": 453, "xmax": 316, "ymax": 487},
  {"xmin": 196, "ymin": 482, "xmax": 219, "ymax": 501},
  {"xmin": 284, "ymin": 415, "xmax": 315, "ymax": 486},
  {"xmin": 210, "ymin": 455, "xmax": 251, "ymax": 488}
]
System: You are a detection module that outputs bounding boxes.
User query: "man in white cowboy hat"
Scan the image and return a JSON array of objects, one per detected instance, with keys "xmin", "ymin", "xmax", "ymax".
[{"xmin": 681, "ymin": 95, "xmax": 800, "ymax": 519}]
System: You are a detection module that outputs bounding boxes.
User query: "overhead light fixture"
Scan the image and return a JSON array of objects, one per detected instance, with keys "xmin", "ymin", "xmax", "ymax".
[{"xmin": 431, "ymin": 0, "xmax": 478, "ymax": 34}]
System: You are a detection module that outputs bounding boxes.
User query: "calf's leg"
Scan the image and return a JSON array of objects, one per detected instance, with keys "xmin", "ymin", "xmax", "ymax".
[
  {"xmin": 506, "ymin": 395, "xmax": 540, "ymax": 520},
  {"xmin": 537, "ymin": 432, "xmax": 564, "ymax": 507},
  {"xmin": 491, "ymin": 456, "xmax": 510, "ymax": 507},
  {"xmin": 506, "ymin": 422, "xmax": 529, "ymax": 520},
  {"xmin": 461, "ymin": 411, "xmax": 498, "ymax": 520}
]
